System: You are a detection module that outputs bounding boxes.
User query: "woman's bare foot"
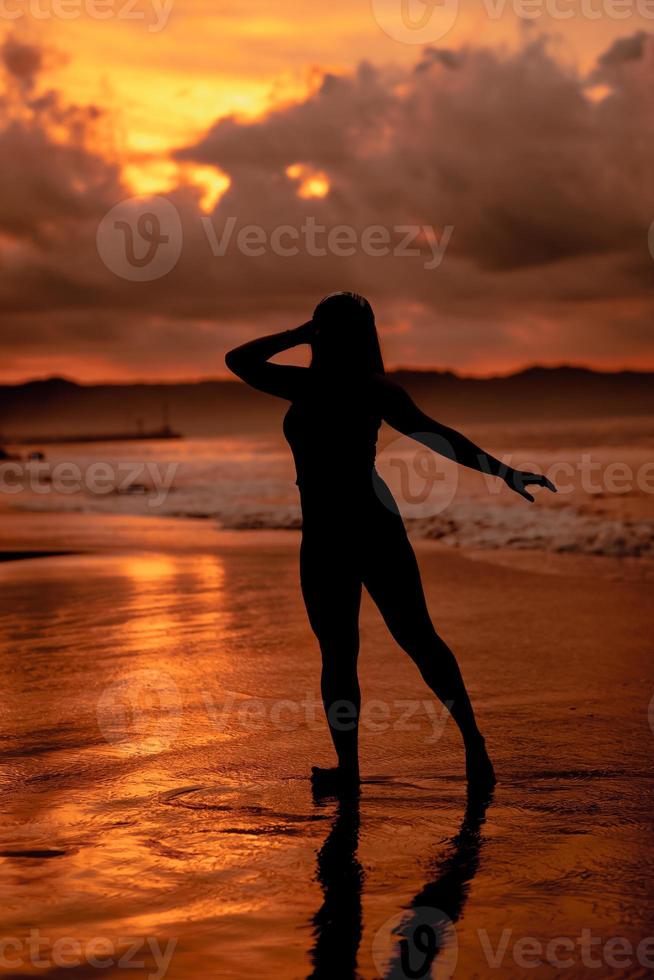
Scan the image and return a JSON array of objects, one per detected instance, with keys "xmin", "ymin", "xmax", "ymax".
[
  {"xmin": 465, "ymin": 736, "xmax": 496, "ymax": 797},
  {"xmin": 311, "ymin": 765, "xmax": 360, "ymax": 797}
]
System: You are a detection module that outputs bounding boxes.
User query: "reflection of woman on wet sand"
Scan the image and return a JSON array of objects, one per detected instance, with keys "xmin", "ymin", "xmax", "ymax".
[
  {"xmin": 308, "ymin": 793, "xmax": 491, "ymax": 979},
  {"xmin": 382, "ymin": 796, "xmax": 490, "ymax": 980},
  {"xmin": 226, "ymin": 292, "xmax": 556, "ymax": 795},
  {"xmin": 309, "ymin": 797, "xmax": 363, "ymax": 979}
]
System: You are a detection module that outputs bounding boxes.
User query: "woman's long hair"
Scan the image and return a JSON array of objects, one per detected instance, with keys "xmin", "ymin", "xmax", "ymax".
[{"xmin": 311, "ymin": 292, "xmax": 385, "ymax": 375}]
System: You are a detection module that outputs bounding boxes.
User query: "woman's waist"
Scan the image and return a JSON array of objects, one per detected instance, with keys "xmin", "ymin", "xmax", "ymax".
[
  {"xmin": 297, "ymin": 471, "xmax": 400, "ymax": 519},
  {"xmin": 296, "ymin": 471, "xmax": 379, "ymax": 500}
]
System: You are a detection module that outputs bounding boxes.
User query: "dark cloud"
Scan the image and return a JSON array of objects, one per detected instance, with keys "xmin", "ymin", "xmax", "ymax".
[
  {"xmin": 415, "ymin": 48, "xmax": 461, "ymax": 72},
  {"xmin": 182, "ymin": 35, "xmax": 653, "ymax": 272},
  {"xmin": 1, "ymin": 37, "xmax": 43, "ymax": 88},
  {"xmin": 596, "ymin": 31, "xmax": 648, "ymax": 68}
]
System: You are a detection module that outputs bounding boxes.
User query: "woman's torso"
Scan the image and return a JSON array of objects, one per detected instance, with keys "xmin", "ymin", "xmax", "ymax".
[{"xmin": 283, "ymin": 374, "xmax": 390, "ymax": 524}]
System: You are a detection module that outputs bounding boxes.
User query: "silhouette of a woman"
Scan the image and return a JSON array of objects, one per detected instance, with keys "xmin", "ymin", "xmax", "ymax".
[{"xmin": 226, "ymin": 292, "xmax": 555, "ymax": 795}]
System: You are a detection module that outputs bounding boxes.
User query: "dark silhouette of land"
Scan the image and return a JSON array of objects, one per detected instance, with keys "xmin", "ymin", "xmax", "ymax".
[{"xmin": 1, "ymin": 365, "xmax": 652, "ymax": 439}]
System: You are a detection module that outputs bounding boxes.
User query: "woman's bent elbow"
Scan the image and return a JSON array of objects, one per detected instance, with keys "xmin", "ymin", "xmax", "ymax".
[{"xmin": 224, "ymin": 349, "xmax": 242, "ymax": 376}]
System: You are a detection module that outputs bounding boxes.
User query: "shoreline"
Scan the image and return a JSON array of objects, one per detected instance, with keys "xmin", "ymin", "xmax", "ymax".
[{"xmin": 1, "ymin": 506, "xmax": 652, "ymax": 584}]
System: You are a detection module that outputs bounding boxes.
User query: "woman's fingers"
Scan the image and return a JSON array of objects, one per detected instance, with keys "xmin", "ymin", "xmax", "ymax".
[
  {"xmin": 508, "ymin": 472, "xmax": 533, "ymax": 501},
  {"xmin": 522, "ymin": 472, "xmax": 557, "ymax": 493},
  {"xmin": 520, "ymin": 472, "xmax": 556, "ymax": 493},
  {"xmin": 506, "ymin": 469, "xmax": 556, "ymax": 501},
  {"xmin": 510, "ymin": 471, "xmax": 555, "ymax": 501}
]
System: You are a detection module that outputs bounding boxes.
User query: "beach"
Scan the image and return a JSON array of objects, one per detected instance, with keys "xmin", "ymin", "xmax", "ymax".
[
  {"xmin": 1, "ymin": 508, "xmax": 653, "ymax": 979},
  {"xmin": 2, "ymin": 3, "xmax": 654, "ymax": 975}
]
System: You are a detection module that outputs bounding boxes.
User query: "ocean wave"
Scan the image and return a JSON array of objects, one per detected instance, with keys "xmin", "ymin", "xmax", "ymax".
[
  {"xmin": 7, "ymin": 434, "xmax": 653, "ymax": 558},
  {"xmin": 407, "ymin": 508, "xmax": 654, "ymax": 557},
  {"xmin": 14, "ymin": 495, "xmax": 653, "ymax": 557},
  {"xmin": 220, "ymin": 504, "xmax": 653, "ymax": 557}
]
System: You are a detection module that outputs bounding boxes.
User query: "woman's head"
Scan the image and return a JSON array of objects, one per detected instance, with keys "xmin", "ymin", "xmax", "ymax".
[{"xmin": 311, "ymin": 291, "xmax": 384, "ymax": 375}]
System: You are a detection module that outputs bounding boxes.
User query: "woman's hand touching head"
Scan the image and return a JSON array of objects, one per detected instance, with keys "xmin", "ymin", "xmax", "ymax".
[{"xmin": 293, "ymin": 320, "xmax": 318, "ymax": 344}]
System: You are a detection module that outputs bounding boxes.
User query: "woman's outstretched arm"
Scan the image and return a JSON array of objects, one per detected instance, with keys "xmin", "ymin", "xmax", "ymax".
[
  {"xmin": 225, "ymin": 322, "xmax": 315, "ymax": 400},
  {"xmin": 378, "ymin": 377, "xmax": 556, "ymax": 502}
]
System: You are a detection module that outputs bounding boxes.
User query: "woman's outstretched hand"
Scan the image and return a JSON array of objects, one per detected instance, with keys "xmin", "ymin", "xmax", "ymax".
[{"xmin": 504, "ymin": 468, "xmax": 557, "ymax": 503}]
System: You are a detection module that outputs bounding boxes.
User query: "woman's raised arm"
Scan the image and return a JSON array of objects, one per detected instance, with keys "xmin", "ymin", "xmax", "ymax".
[
  {"xmin": 225, "ymin": 322, "xmax": 315, "ymax": 400},
  {"xmin": 378, "ymin": 377, "xmax": 556, "ymax": 502}
]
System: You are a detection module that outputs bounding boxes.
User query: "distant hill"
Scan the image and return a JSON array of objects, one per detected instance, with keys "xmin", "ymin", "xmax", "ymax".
[{"xmin": 0, "ymin": 367, "xmax": 652, "ymax": 439}]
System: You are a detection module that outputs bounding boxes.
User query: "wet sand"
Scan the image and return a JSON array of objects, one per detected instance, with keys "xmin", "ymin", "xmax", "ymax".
[{"xmin": 1, "ymin": 512, "xmax": 653, "ymax": 979}]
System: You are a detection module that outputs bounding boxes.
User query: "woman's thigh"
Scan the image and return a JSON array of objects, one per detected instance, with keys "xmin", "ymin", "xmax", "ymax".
[
  {"xmin": 360, "ymin": 509, "xmax": 435, "ymax": 644},
  {"xmin": 299, "ymin": 531, "xmax": 362, "ymax": 644}
]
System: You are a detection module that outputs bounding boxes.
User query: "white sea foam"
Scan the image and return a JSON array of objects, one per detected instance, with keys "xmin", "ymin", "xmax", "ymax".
[{"xmin": 4, "ymin": 421, "xmax": 653, "ymax": 558}]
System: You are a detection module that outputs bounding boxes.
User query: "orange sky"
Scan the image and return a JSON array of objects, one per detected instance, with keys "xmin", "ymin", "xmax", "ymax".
[
  {"xmin": 1, "ymin": 4, "xmax": 654, "ymax": 380},
  {"xmin": 14, "ymin": 3, "xmax": 653, "ymax": 195}
]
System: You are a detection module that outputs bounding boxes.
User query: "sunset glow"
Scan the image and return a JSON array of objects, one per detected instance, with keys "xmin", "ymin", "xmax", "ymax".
[
  {"xmin": 1, "ymin": 7, "xmax": 654, "ymax": 381},
  {"xmin": 286, "ymin": 163, "xmax": 330, "ymax": 199}
]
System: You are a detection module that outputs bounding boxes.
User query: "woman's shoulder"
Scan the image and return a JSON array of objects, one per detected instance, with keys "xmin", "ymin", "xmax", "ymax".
[{"xmin": 369, "ymin": 373, "xmax": 408, "ymax": 404}]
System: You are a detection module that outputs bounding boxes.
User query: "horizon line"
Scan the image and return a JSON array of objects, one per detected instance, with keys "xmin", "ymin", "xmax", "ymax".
[{"xmin": 2, "ymin": 361, "xmax": 654, "ymax": 387}]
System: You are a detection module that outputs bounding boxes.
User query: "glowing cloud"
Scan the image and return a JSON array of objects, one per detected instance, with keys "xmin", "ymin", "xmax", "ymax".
[{"xmin": 286, "ymin": 163, "xmax": 330, "ymax": 199}]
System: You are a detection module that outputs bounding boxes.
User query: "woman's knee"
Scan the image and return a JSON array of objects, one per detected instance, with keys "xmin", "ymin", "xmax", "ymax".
[
  {"xmin": 395, "ymin": 623, "xmax": 449, "ymax": 667},
  {"xmin": 318, "ymin": 634, "xmax": 360, "ymax": 666}
]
